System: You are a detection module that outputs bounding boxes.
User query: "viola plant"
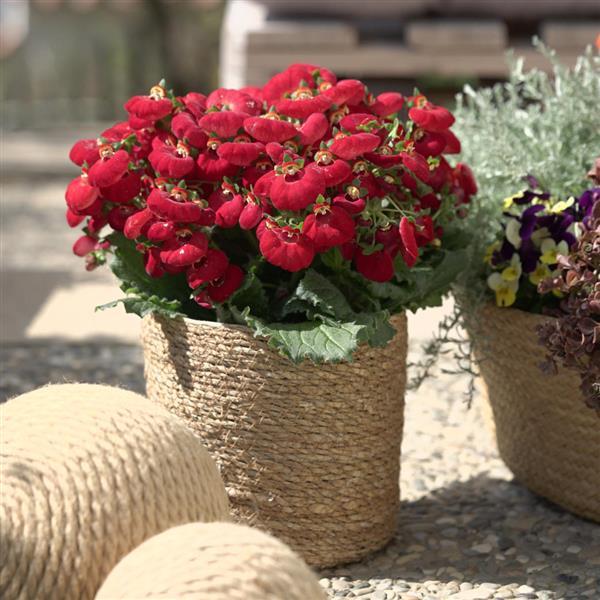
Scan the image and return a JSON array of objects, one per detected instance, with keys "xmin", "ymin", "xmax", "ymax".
[
  {"xmin": 65, "ymin": 63, "xmax": 475, "ymax": 362},
  {"xmin": 537, "ymin": 188, "xmax": 600, "ymax": 411},
  {"xmin": 485, "ymin": 183, "xmax": 596, "ymax": 311}
]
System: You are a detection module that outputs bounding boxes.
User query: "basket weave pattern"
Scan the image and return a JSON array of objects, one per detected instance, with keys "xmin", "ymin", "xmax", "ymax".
[
  {"xmin": 475, "ymin": 305, "xmax": 600, "ymax": 522},
  {"xmin": 141, "ymin": 313, "xmax": 407, "ymax": 567}
]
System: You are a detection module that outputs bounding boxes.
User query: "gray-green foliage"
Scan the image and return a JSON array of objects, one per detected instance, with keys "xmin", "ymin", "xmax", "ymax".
[{"xmin": 453, "ymin": 41, "xmax": 600, "ymax": 295}]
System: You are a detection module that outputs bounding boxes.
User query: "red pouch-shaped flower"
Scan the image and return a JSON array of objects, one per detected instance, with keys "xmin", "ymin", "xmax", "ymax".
[
  {"xmin": 399, "ymin": 217, "xmax": 419, "ymax": 267},
  {"xmin": 65, "ymin": 175, "xmax": 100, "ymax": 212},
  {"xmin": 355, "ymin": 248, "xmax": 394, "ymax": 282},
  {"xmin": 107, "ymin": 204, "xmax": 137, "ymax": 232},
  {"xmin": 370, "ymin": 92, "xmax": 404, "ymax": 117},
  {"xmin": 330, "ymin": 133, "xmax": 380, "ymax": 160},
  {"xmin": 259, "ymin": 222, "xmax": 315, "ymax": 272},
  {"xmin": 215, "ymin": 194, "xmax": 244, "ymax": 228},
  {"xmin": 409, "ymin": 98, "xmax": 455, "ymax": 132},
  {"xmin": 297, "ymin": 113, "xmax": 329, "ymax": 146},
  {"xmin": 69, "ymin": 139, "xmax": 99, "ymax": 167},
  {"xmin": 124, "ymin": 85, "xmax": 173, "ymax": 122},
  {"xmin": 87, "ymin": 147, "xmax": 130, "ymax": 188},
  {"xmin": 269, "ymin": 164, "xmax": 325, "ymax": 211},
  {"xmin": 206, "ymin": 88, "xmax": 261, "ymax": 116},
  {"xmin": 324, "ymin": 79, "xmax": 365, "ymax": 106},
  {"xmin": 243, "ymin": 116, "xmax": 298, "ymax": 144},
  {"xmin": 100, "ymin": 171, "xmax": 142, "ymax": 203},
  {"xmin": 187, "ymin": 248, "xmax": 229, "ymax": 288},
  {"xmin": 217, "ymin": 141, "xmax": 264, "ymax": 167},
  {"xmin": 159, "ymin": 230, "xmax": 208, "ymax": 268},
  {"xmin": 198, "ymin": 111, "xmax": 245, "ymax": 139},
  {"xmin": 123, "ymin": 208, "xmax": 154, "ymax": 240},
  {"xmin": 147, "ymin": 188, "xmax": 203, "ymax": 223},
  {"xmin": 206, "ymin": 264, "xmax": 245, "ymax": 303},
  {"xmin": 149, "ymin": 141, "xmax": 195, "ymax": 179},
  {"xmin": 303, "ymin": 203, "xmax": 355, "ymax": 252},
  {"xmin": 171, "ymin": 112, "xmax": 208, "ymax": 148}
]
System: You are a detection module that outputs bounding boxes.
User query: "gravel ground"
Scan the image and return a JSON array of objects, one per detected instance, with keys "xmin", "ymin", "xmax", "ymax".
[{"xmin": 1, "ymin": 341, "xmax": 598, "ymax": 600}]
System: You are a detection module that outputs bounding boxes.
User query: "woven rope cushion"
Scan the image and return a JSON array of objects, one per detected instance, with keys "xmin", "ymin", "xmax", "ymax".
[
  {"xmin": 96, "ymin": 522, "xmax": 327, "ymax": 599},
  {"xmin": 0, "ymin": 384, "xmax": 230, "ymax": 600}
]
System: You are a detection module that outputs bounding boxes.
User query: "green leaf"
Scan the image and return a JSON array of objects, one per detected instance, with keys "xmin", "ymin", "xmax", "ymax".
[
  {"xmin": 294, "ymin": 269, "xmax": 353, "ymax": 318},
  {"xmin": 96, "ymin": 295, "xmax": 184, "ymax": 319},
  {"xmin": 243, "ymin": 312, "xmax": 364, "ymax": 363},
  {"xmin": 354, "ymin": 310, "xmax": 396, "ymax": 347},
  {"xmin": 228, "ymin": 269, "xmax": 269, "ymax": 317}
]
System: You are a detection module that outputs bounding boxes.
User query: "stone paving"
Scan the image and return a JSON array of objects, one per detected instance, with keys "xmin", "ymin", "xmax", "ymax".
[{"xmin": 1, "ymin": 131, "xmax": 598, "ymax": 600}]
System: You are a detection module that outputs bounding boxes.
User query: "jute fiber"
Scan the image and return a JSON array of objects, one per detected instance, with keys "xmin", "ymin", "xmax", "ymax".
[
  {"xmin": 0, "ymin": 384, "xmax": 230, "ymax": 600},
  {"xmin": 474, "ymin": 305, "xmax": 600, "ymax": 522},
  {"xmin": 141, "ymin": 313, "xmax": 408, "ymax": 567},
  {"xmin": 96, "ymin": 521, "xmax": 327, "ymax": 599}
]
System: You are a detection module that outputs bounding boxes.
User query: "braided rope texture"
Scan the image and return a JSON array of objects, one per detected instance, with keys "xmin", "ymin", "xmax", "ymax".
[
  {"xmin": 475, "ymin": 305, "xmax": 600, "ymax": 522},
  {"xmin": 0, "ymin": 384, "xmax": 230, "ymax": 600},
  {"xmin": 141, "ymin": 313, "xmax": 408, "ymax": 567},
  {"xmin": 96, "ymin": 521, "xmax": 327, "ymax": 599}
]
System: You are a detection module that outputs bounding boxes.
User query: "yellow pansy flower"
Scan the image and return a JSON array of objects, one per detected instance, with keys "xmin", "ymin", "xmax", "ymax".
[
  {"xmin": 547, "ymin": 197, "xmax": 575, "ymax": 214},
  {"xmin": 540, "ymin": 238, "xmax": 569, "ymax": 265},
  {"xmin": 487, "ymin": 272, "xmax": 518, "ymax": 307},
  {"xmin": 501, "ymin": 254, "xmax": 522, "ymax": 282},
  {"xmin": 505, "ymin": 219, "xmax": 522, "ymax": 249},
  {"xmin": 484, "ymin": 241, "xmax": 500, "ymax": 265},
  {"xmin": 503, "ymin": 191, "xmax": 525, "ymax": 210},
  {"xmin": 528, "ymin": 262, "xmax": 551, "ymax": 286}
]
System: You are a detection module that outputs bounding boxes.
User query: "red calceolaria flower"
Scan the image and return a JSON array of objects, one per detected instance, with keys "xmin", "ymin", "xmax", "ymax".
[
  {"xmin": 259, "ymin": 221, "xmax": 315, "ymax": 271},
  {"xmin": 65, "ymin": 65, "xmax": 474, "ymax": 314},
  {"xmin": 303, "ymin": 203, "xmax": 355, "ymax": 252}
]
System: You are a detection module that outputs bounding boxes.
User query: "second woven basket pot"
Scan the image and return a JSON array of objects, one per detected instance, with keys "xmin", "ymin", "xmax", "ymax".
[
  {"xmin": 474, "ymin": 305, "xmax": 600, "ymax": 523},
  {"xmin": 141, "ymin": 312, "xmax": 407, "ymax": 567}
]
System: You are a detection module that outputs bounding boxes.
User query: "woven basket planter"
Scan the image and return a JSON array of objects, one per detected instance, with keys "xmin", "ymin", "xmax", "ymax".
[
  {"xmin": 473, "ymin": 305, "xmax": 600, "ymax": 522},
  {"xmin": 141, "ymin": 313, "xmax": 407, "ymax": 567}
]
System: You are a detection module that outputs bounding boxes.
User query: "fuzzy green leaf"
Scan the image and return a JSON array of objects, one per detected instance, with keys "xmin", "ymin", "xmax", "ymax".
[
  {"xmin": 96, "ymin": 295, "xmax": 184, "ymax": 319},
  {"xmin": 293, "ymin": 269, "xmax": 354, "ymax": 318}
]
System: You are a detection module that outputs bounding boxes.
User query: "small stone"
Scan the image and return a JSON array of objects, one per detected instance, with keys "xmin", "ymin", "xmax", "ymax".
[
  {"xmin": 566, "ymin": 545, "xmax": 582, "ymax": 554},
  {"xmin": 449, "ymin": 589, "xmax": 494, "ymax": 600},
  {"xmin": 516, "ymin": 555, "xmax": 530, "ymax": 564},
  {"xmin": 517, "ymin": 586, "xmax": 535, "ymax": 594},
  {"xmin": 371, "ymin": 592, "xmax": 387, "ymax": 600},
  {"xmin": 352, "ymin": 587, "xmax": 374, "ymax": 597},
  {"xmin": 460, "ymin": 583, "xmax": 474, "ymax": 591},
  {"xmin": 472, "ymin": 543, "xmax": 493, "ymax": 554},
  {"xmin": 332, "ymin": 580, "xmax": 351, "ymax": 591},
  {"xmin": 319, "ymin": 578, "xmax": 331, "ymax": 588}
]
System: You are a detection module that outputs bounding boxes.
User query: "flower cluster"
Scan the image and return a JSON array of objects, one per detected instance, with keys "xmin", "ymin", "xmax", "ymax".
[
  {"xmin": 66, "ymin": 64, "xmax": 473, "ymax": 305},
  {"xmin": 485, "ymin": 182, "xmax": 595, "ymax": 309},
  {"xmin": 537, "ymin": 190, "xmax": 600, "ymax": 411}
]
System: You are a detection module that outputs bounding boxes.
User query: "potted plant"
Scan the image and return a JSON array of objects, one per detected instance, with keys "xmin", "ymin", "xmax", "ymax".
[
  {"xmin": 64, "ymin": 63, "xmax": 474, "ymax": 566},
  {"xmin": 440, "ymin": 44, "xmax": 600, "ymax": 521}
]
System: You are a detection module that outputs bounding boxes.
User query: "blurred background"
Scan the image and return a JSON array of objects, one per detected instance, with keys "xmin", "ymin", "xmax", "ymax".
[{"xmin": 1, "ymin": 0, "xmax": 599, "ymax": 352}]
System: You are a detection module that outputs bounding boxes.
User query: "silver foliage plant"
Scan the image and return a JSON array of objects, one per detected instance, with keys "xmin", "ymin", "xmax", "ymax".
[{"xmin": 410, "ymin": 41, "xmax": 600, "ymax": 395}]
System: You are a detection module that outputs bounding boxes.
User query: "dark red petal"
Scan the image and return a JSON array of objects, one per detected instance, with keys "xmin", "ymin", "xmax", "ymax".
[
  {"xmin": 101, "ymin": 122, "xmax": 132, "ymax": 142},
  {"xmin": 100, "ymin": 171, "xmax": 142, "ymax": 203},
  {"xmin": 414, "ymin": 215, "xmax": 435, "ymax": 247},
  {"xmin": 402, "ymin": 152, "xmax": 430, "ymax": 183},
  {"xmin": 145, "ymin": 247, "xmax": 165, "ymax": 278},
  {"xmin": 124, "ymin": 208, "xmax": 154, "ymax": 239},
  {"xmin": 414, "ymin": 132, "xmax": 446, "ymax": 157},
  {"xmin": 107, "ymin": 205, "xmax": 136, "ymax": 231},
  {"xmin": 375, "ymin": 227, "xmax": 401, "ymax": 257},
  {"xmin": 187, "ymin": 248, "xmax": 229, "ymax": 288},
  {"xmin": 128, "ymin": 114, "xmax": 154, "ymax": 130},
  {"xmin": 364, "ymin": 151, "xmax": 404, "ymax": 168},
  {"xmin": 182, "ymin": 92, "xmax": 207, "ymax": 119},
  {"xmin": 324, "ymin": 79, "xmax": 365, "ymax": 106},
  {"xmin": 355, "ymin": 249, "xmax": 394, "ymax": 282},
  {"xmin": 239, "ymin": 202, "xmax": 264, "ymax": 230},
  {"xmin": 269, "ymin": 169, "xmax": 325, "ymax": 211},
  {"xmin": 206, "ymin": 89, "xmax": 261, "ymax": 116},
  {"xmin": 259, "ymin": 227, "xmax": 315, "ymax": 272},
  {"xmin": 73, "ymin": 235, "xmax": 98, "ymax": 257},
  {"xmin": 146, "ymin": 220, "xmax": 176, "ymax": 242},
  {"xmin": 303, "ymin": 205, "xmax": 355, "ymax": 252},
  {"xmin": 196, "ymin": 151, "xmax": 238, "ymax": 181},
  {"xmin": 69, "ymin": 139, "xmax": 99, "ymax": 167},
  {"xmin": 307, "ymin": 159, "xmax": 352, "ymax": 187},
  {"xmin": 171, "ymin": 112, "xmax": 208, "ymax": 148},
  {"xmin": 147, "ymin": 189, "xmax": 203, "ymax": 223},
  {"xmin": 217, "ymin": 141, "xmax": 264, "ymax": 167},
  {"xmin": 274, "ymin": 94, "xmax": 332, "ymax": 120},
  {"xmin": 441, "ymin": 129, "xmax": 461, "ymax": 154},
  {"xmin": 399, "ymin": 217, "xmax": 419, "ymax": 267},
  {"xmin": 370, "ymin": 92, "xmax": 404, "ymax": 117},
  {"xmin": 66, "ymin": 209, "xmax": 85, "ymax": 228},
  {"xmin": 339, "ymin": 113, "xmax": 382, "ymax": 134},
  {"xmin": 265, "ymin": 142, "xmax": 285, "ymax": 163},
  {"xmin": 330, "ymin": 133, "xmax": 380, "ymax": 160},
  {"xmin": 332, "ymin": 195, "xmax": 366, "ymax": 215},
  {"xmin": 124, "ymin": 95, "xmax": 173, "ymax": 121},
  {"xmin": 215, "ymin": 194, "xmax": 244, "ymax": 228},
  {"xmin": 262, "ymin": 66, "xmax": 311, "ymax": 103},
  {"xmin": 298, "ymin": 113, "xmax": 329, "ymax": 146},
  {"xmin": 243, "ymin": 117, "xmax": 298, "ymax": 143},
  {"xmin": 87, "ymin": 150, "xmax": 130, "ymax": 188},
  {"xmin": 198, "ymin": 111, "xmax": 245, "ymax": 138},
  {"xmin": 254, "ymin": 170, "xmax": 276, "ymax": 201},
  {"xmin": 206, "ymin": 264, "xmax": 245, "ymax": 302},
  {"xmin": 409, "ymin": 104, "xmax": 455, "ymax": 132},
  {"xmin": 65, "ymin": 176, "xmax": 100, "ymax": 212},
  {"xmin": 159, "ymin": 231, "xmax": 208, "ymax": 268},
  {"xmin": 149, "ymin": 146, "xmax": 194, "ymax": 179}
]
